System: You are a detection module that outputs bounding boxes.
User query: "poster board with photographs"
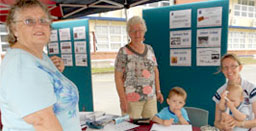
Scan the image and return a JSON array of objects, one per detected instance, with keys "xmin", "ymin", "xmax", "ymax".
[
  {"xmin": 48, "ymin": 19, "xmax": 93, "ymax": 112},
  {"xmin": 143, "ymin": 0, "xmax": 229, "ymax": 126}
]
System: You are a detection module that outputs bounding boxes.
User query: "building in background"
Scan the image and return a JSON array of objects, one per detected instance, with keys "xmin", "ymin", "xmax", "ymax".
[{"xmin": 175, "ymin": 0, "xmax": 256, "ymax": 56}]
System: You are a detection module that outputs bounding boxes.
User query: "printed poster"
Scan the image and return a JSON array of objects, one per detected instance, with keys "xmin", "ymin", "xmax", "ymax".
[
  {"xmin": 74, "ymin": 41, "xmax": 86, "ymax": 53},
  {"xmin": 170, "ymin": 9, "xmax": 191, "ymax": 29},
  {"xmin": 50, "ymin": 30, "xmax": 58, "ymax": 42},
  {"xmin": 197, "ymin": 48, "xmax": 220, "ymax": 66},
  {"xmin": 59, "ymin": 28, "xmax": 71, "ymax": 41},
  {"xmin": 73, "ymin": 26, "xmax": 86, "ymax": 40},
  {"xmin": 61, "ymin": 54, "xmax": 73, "ymax": 66},
  {"xmin": 197, "ymin": 28, "xmax": 221, "ymax": 47},
  {"xmin": 197, "ymin": 7, "xmax": 222, "ymax": 27},
  {"xmin": 60, "ymin": 42, "xmax": 72, "ymax": 53},
  {"xmin": 170, "ymin": 49, "xmax": 191, "ymax": 66},
  {"xmin": 170, "ymin": 30, "xmax": 191, "ymax": 48},
  {"xmin": 48, "ymin": 42, "xmax": 59, "ymax": 54},
  {"xmin": 75, "ymin": 54, "xmax": 87, "ymax": 66}
]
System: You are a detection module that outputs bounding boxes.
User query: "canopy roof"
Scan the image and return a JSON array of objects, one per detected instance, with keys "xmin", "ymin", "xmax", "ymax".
[{"xmin": 0, "ymin": 0, "xmax": 165, "ymax": 23}]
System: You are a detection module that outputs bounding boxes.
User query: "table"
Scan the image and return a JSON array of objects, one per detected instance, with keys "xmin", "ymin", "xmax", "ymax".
[{"xmin": 82, "ymin": 121, "xmax": 201, "ymax": 131}]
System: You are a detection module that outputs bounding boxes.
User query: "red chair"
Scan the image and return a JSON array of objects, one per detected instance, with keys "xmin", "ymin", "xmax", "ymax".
[{"xmin": 0, "ymin": 111, "xmax": 2, "ymax": 129}]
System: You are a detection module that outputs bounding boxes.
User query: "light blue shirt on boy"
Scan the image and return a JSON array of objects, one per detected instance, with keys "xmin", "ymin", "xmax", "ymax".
[
  {"xmin": 0, "ymin": 49, "xmax": 81, "ymax": 131},
  {"xmin": 156, "ymin": 107, "xmax": 190, "ymax": 123}
]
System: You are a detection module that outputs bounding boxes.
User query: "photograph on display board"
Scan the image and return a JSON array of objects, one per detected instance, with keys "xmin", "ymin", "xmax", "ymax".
[
  {"xmin": 170, "ymin": 30, "xmax": 191, "ymax": 48},
  {"xmin": 170, "ymin": 9, "xmax": 191, "ymax": 29}
]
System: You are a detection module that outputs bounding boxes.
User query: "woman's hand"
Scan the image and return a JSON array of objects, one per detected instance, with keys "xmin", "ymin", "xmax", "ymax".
[
  {"xmin": 221, "ymin": 112, "xmax": 236, "ymax": 130},
  {"xmin": 120, "ymin": 98, "xmax": 128, "ymax": 113},
  {"xmin": 156, "ymin": 92, "xmax": 164, "ymax": 104},
  {"xmin": 50, "ymin": 56, "xmax": 65, "ymax": 72}
]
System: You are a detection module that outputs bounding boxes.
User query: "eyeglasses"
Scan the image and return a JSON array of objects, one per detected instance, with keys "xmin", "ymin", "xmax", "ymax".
[
  {"xmin": 14, "ymin": 18, "xmax": 51, "ymax": 26},
  {"xmin": 129, "ymin": 30, "xmax": 145, "ymax": 34},
  {"xmin": 222, "ymin": 65, "xmax": 239, "ymax": 71}
]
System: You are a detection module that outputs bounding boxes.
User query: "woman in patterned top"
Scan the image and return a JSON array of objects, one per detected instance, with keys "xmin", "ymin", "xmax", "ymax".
[
  {"xmin": 0, "ymin": 0, "xmax": 81, "ymax": 130},
  {"xmin": 115, "ymin": 16, "xmax": 164, "ymax": 119}
]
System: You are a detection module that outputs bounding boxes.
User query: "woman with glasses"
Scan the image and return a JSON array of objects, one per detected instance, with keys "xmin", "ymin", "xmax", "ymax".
[
  {"xmin": 0, "ymin": 0, "xmax": 81, "ymax": 130},
  {"xmin": 212, "ymin": 54, "xmax": 256, "ymax": 130},
  {"xmin": 115, "ymin": 16, "xmax": 164, "ymax": 119}
]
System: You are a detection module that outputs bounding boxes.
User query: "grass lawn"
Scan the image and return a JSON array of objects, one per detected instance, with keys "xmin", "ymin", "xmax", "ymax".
[
  {"xmin": 91, "ymin": 57, "xmax": 256, "ymax": 74},
  {"xmin": 92, "ymin": 67, "xmax": 114, "ymax": 74},
  {"xmin": 239, "ymin": 57, "xmax": 256, "ymax": 65}
]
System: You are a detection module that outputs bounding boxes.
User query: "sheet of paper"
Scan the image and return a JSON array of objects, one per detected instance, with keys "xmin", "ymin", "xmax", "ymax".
[
  {"xmin": 48, "ymin": 42, "xmax": 59, "ymax": 54},
  {"xmin": 61, "ymin": 54, "xmax": 73, "ymax": 66},
  {"xmin": 59, "ymin": 28, "xmax": 71, "ymax": 41},
  {"xmin": 170, "ymin": 9, "xmax": 191, "ymax": 29},
  {"xmin": 150, "ymin": 124, "xmax": 192, "ymax": 131},
  {"xmin": 197, "ymin": 6, "xmax": 222, "ymax": 27},
  {"xmin": 75, "ymin": 54, "xmax": 87, "ymax": 66},
  {"xmin": 170, "ymin": 30, "xmax": 191, "ymax": 48},
  {"xmin": 197, "ymin": 28, "xmax": 221, "ymax": 47},
  {"xmin": 74, "ymin": 41, "xmax": 87, "ymax": 53},
  {"xmin": 61, "ymin": 42, "xmax": 72, "ymax": 53},
  {"xmin": 196, "ymin": 48, "xmax": 220, "ymax": 66},
  {"xmin": 50, "ymin": 30, "xmax": 58, "ymax": 42},
  {"xmin": 170, "ymin": 49, "xmax": 191, "ymax": 66},
  {"xmin": 73, "ymin": 26, "xmax": 86, "ymax": 40}
]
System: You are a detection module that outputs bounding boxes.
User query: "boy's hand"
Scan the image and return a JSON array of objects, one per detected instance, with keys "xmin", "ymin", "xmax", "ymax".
[
  {"xmin": 163, "ymin": 119, "xmax": 174, "ymax": 126},
  {"xmin": 173, "ymin": 109, "xmax": 182, "ymax": 117},
  {"xmin": 226, "ymin": 100, "xmax": 235, "ymax": 109},
  {"xmin": 220, "ymin": 90, "xmax": 228, "ymax": 102}
]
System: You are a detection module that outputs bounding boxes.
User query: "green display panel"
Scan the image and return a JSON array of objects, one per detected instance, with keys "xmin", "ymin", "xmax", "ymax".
[
  {"xmin": 143, "ymin": 0, "xmax": 229, "ymax": 125},
  {"xmin": 48, "ymin": 19, "xmax": 93, "ymax": 111}
]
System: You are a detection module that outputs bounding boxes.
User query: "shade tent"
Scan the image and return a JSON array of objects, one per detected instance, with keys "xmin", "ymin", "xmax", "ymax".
[{"xmin": 0, "ymin": 0, "xmax": 166, "ymax": 23}]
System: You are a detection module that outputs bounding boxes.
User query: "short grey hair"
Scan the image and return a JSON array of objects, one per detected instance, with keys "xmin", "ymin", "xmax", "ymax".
[
  {"xmin": 6, "ymin": 0, "xmax": 51, "ymax": 46},
  {"xmin": 126, "ymin": 16, "xmax": 147, "ymax": 33}
]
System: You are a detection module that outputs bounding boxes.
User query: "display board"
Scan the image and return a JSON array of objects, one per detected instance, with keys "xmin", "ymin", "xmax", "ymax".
[
  {"xmin": 143, "ymin": 0, "xmax": 229, "ymax": 125},
  {"xmin": 48, "ymin": 19, "xmax": 93, "ymax": 111}
]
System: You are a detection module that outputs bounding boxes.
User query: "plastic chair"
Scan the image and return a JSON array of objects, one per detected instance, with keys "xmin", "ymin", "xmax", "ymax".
[{"xmin": 184, "ymin": 107, "xmax": 209, "ymax": 127}]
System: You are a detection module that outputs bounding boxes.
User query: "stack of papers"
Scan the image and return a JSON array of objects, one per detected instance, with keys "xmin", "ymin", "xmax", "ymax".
[{"xmin": 150, "ymin": 124, "xmax": 192, "ymax": 131}]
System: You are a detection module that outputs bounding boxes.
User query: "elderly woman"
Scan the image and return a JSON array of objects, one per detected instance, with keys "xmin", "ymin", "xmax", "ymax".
[
  {"xmin": 115, "ymin": 16, "xmax": 164, "ymax": 119},
  {"xmin": 213, "ymin": 54, "xmax": 256, "ymax": 130},
  {"xmin": 0, "ymin": 0, "xmax": 81, "ymax": 130}
]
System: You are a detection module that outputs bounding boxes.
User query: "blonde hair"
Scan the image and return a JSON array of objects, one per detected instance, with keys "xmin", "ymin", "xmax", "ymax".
[
  {"xmin": 6, "ymin": 0, "xmax": 51, "ymax": 46},
  {"xmin": 216, "ymin": 53, "xmax": 242, "ymax": 73},
  {"xmin": 227, "ymin": 82, "xmax": 243, "ymax": 97},
  {"xmin": 126, "ymin": 16, "xmax": 147, "ymax": 33},
  {"xmin": 168, "ymin": 87, "xmax": 187, "ymax": 100}
]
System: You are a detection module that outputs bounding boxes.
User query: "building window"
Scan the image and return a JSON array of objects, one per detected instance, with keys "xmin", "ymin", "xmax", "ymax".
[
  {"xmin": 228, "ymin": 31, "xmax": 256, "ymax": 50},
  {"xmin": 95, "ymin": 24, "xmax": 127, "ymax": 52},
  {"xmin": 233, "ymin": 2, "xmax": 255, "ymax": 18}
]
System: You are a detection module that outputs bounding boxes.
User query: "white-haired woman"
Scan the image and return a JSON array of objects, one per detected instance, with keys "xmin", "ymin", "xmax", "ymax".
[
  {"xmin": 115, "ymin": 16, "xmax": 164, "ymax": 119},
  {"xmin": 0, "ymin": 0, "xmax": 81, "ymax": 130}
]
